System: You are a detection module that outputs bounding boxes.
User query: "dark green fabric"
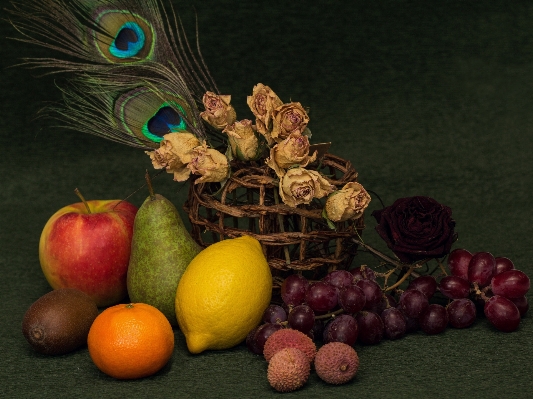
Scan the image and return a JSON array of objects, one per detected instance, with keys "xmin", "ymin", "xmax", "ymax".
[{"xmin": 1, "ymin": 0, "xmax": 532, "ymax": 397}]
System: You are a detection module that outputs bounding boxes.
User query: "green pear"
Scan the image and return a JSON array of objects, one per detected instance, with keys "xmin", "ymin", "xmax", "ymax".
[{"xmin": 127, "ymin": 173, "xmax": 201, "ymax": 326}]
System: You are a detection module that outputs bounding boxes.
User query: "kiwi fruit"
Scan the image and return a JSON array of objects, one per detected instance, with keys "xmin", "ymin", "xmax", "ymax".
[{"xmin": 22, "ymin": 288, "xmax": 99, "ymax": 355}]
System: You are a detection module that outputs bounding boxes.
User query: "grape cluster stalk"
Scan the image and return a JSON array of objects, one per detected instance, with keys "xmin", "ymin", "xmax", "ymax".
[{"xmin": 247, "ymin": 248, "xmax": 530, "ymax": 354}]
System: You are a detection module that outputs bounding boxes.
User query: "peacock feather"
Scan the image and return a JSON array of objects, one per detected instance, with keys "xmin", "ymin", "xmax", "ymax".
[{"xmin": 7, "ymin": 0, "xmax": 219, "ymax": 147}]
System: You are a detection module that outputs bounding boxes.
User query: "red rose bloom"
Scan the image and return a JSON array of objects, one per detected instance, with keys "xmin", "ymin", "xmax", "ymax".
[{"xmin": 372, "ymin": 196, "xmax": 456, "ymax": 263}]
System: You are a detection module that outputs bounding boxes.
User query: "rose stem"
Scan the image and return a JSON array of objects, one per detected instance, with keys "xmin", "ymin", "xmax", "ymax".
[
  {"xmin": 352, "ymin": 238, "xmax": 401, "ymax": 267},
  {"xmin": 145, "ymin": 170, "xmax": 156, "ymax": 201},
  {"xmin": 74, "ymin": 188, "xmax": 92, "ymax": 214}
]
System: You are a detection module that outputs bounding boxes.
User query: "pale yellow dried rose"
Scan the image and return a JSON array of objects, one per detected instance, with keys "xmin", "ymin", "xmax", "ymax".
[
  {"xmin": 200, "ymin": 92, "xmax": 237, "ymax": 130},
  {"xmin": 271, "ymin": 102, "xmax": 310, "ymax": 142},
  {"xmin": 279, "ymin": 167, "xmax": 334, "ymax": 207},
  {"xmin": 266, "ymin": 132, "xmax": 317, "ymax": 177},
  {"xmin": 187, "ymin": 142, "xmax": 230, "ymax": 184},
  {"xmin": 325, "ymin": 182, "xmax": 371, "ymax": 222},
  {"xmin": 246, "ymin": 83, "xmax": 283, "ymax": 144},
  {"xmin": 223, "ymin": 119, "xmax": 261, "ymax": 161},
  {"xmin": 145, "ymin": 132, "xmax": 201, "ymax": 181}
]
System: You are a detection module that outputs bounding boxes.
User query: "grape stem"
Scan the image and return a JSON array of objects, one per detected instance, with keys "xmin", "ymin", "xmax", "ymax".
[{"xmin": 315, "ymin": 308, "xmax": 344, "ymax": 320}]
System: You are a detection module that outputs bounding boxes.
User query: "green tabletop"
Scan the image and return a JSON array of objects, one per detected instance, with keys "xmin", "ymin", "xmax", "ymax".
[{"xmin": 1, "ymin": 1, "xmax": 532, "ymax": 398}]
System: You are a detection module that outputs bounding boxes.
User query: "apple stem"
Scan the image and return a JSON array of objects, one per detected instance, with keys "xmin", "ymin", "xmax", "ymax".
[
  {"xmin": 74, "ymin": 188, "xmax": 92, "ymax": 214},
  {"xmin": 145, "ymin": 171, "xmax": 156, "ymax": 200}
]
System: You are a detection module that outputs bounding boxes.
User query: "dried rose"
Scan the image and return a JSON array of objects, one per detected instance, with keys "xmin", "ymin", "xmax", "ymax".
[
  {"xmin": 271, "ymin": 102, "xmax": 310, "ymax": 142},
  {"xmin": 145, "ymin": 132, "xmax": 201, "ymax": 181},
  {"xmin": 324, "ymin": 182, "xmax": 371, "ymax": 222},
  {"xmin": 200, "ymin": 92, "xmax": 237, "ymax": 130},
  {"xmin": 187, "ymin": 142, "xmax": 230, "ymax": 184},
  {"xmin": 223, "ymin": 119, "xmax": 261, "ymax": 161},
  {"xmin": 246, "ymin": 83, "xmax": 283, "ymax": 142},
  {"xmin": 372, "ymin": 196, "xmax": 456, "ymax": 263},
  {"xmin": 266, "ymin": 132, "xmax": 317, "ymax": 177},
  {"xmin": 279, "ymin": 167, "xmax": 334, "ymax": 207}
]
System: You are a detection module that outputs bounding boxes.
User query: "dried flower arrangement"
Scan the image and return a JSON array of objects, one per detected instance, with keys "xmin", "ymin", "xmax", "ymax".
[{"xmin": 145, "ymin": 84, "xmax": 371, "ymax": 281}]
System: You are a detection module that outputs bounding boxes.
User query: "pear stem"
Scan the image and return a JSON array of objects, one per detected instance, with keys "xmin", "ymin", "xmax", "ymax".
[
  {"xmin": 145, "ymin": 170, "xmax": 156, "ymax": 200},
  {"xmin": 74, "ymin": 188, "xmax": 91, "ymax": 214}
]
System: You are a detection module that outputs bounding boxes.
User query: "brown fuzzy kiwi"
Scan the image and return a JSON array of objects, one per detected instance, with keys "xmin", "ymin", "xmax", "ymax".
[{"xmin": 22, "ymin": 288, "xmax": 99, "ymax": 355}]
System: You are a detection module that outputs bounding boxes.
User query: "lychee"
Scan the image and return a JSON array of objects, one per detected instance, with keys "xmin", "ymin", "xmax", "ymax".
[
  {"xmin": 267, "ymin": 348, "xmax": 310, "ymax": 392},
  {"xmin": 263, "ymin": 328, "xmax": 317, "ymax": 362},
  {"xmin": 314, "ymin": 342, "xmax": 359, "ymax": 385}
]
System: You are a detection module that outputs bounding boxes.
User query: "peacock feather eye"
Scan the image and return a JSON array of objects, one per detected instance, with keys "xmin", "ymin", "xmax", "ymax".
[
  {"xmin": 142, "ymin": 103, "xmax": 188, "ymax": 142},
  {"xmin": 92, "ymin": 10, "xmax": 155, "ymax": 63},
  {"xmin": 115, "ymin": 87, "xmax": 194, "ymax": 146},
  {"xmin": 109, "ymin": 22, "xmax": 146, "ymax": 59}
]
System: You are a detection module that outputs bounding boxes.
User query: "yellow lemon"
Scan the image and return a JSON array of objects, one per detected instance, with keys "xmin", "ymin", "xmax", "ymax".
[{"xmin": 175, "ymin": 235, "xmax": 272, "ymax": 354}]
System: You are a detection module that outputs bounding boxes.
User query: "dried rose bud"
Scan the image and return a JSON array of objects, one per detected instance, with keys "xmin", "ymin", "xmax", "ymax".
[
  {"xmin": 325, "ymin": 182, "xmax": 371, "ymax": 222},
  {"xmin": 271, "ymin": 102, "xmax": 310, "ymax": 142},
  {"xmin": 187, "ymin": 142, "xmax": 230, "ymax": 184},
  {"xmin": 266, "ymin": 132, "xmax": 317, "ymax": 177},
  {"xmin": 247, "ymin": 83, "xmax": 283, "ymax": 143},
  {"xmin": 145, "ymin": 132, "xmax": 201, "ymax": 181},
  {"xmin": 200, "ymin": 92, "xmax": 237, "ymax": 130},
  {"xmin": 223, "ymin": 119, "xmax": 261, "ymax": 161},
  {"xmin": 279, "ymin": 167, "xmax": 334, "ymax": 207}
]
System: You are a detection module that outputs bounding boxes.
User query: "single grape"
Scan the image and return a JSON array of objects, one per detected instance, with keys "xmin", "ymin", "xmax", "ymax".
[
  {"xmin": 323, "ymin": 270, "xmax": 354, "ymax": 289},
  {"xmin": 468, "ymin": 252, "xmax": 495, "ymax": 287},
  {"xmin": 288, "ymin": 305, "xmax": 315, "ymax": 334},
  {"xmin": 407, "ymin": 275, "xmax": 437, "ymax": 299},
  {"xmin": 350, "ymin": 266, "xmax": 376, "ymax": 281},
  {"xmin": 448, "ymin": 248, "xmax": 472, "ymax": 280},
  {"xmin": 510, "ymin": 296, "xmax": 529, "ymax": 317},
  {"xmin": 381, "ymin": 307, "xmax": 407, "ymax": 340},
  {"xmin": 281, "ymin": 274, "xmax": 310, "ymax": 306},
  {"xmin": 484, "ymin": 295, "xmax": 521, "ymax": 332},
  {"xmin": 356, "ymin": 279, "xmax": 382, "ymax": 310},
  {"xmin": 398, "ymin": 289, "xmax": 429, "ymax": 319},
  {"xmin": 491, "ymin": 269, "xmax": 530, "ymax": 299},
  {"xmin": 305, "ymin": 281, "xmax": 338, "ymax": 312},
  {"xmin": 323, "ymin": 314, "xmax": 358, "ymax": 346},
  {"xmin": 262, "ymin": 304, "xmax": 288, "ymax": 324},
  {"xmin": 355, "ymin": 312, "xmax": 384, "ymax": 345},
  {"xmin": 439, "ymin": 275, "xmax": 471, "ymax": 299},
  {"xmin": 338, "ymin": 285, "xmax": 366, "ymax": 314},
  {"xmin": 447, "ymin": 298, "xmax": 476, "ymax": 328},
  {"xmin": 494, "ymin": 257, "xmax": 515, "ymax": 275},
  {"xmin": 419, "ymin": 304, "xmax": 448, "ymax": 335},
  {"xmin": 248, "ymin": 323, "xmax": 283, "ymax": 354}
]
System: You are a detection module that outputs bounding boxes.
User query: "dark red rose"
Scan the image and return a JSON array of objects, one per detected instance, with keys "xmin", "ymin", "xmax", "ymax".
[{"xmin": 371, "ymin": 196, "xmax": 455, "ymax": 263}]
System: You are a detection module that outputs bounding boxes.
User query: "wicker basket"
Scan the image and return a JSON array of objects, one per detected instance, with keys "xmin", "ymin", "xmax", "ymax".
[{"xmin": 184, "ymin": 152, "xmax": 365, "ymax": 286}]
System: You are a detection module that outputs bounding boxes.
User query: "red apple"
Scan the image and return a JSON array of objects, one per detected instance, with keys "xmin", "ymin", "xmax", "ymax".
[{"xmin": 39, "ymin": 193, "xmax": 138, "ymax": 307}]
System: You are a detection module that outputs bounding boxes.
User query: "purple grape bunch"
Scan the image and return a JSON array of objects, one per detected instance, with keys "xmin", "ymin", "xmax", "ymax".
[
  {"xmin": 447, "ymin": 248, "xmax": 529, "ymax": 332},
  {"xmin": 246, "ymin": 251, "xmax": 530, "ymax": 355}
]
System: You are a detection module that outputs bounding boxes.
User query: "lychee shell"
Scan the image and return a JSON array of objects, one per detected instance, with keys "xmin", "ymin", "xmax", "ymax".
[
  {"xmin": 267, "ymin": 348, "xmax": 310, "ymax": 392},
  {"xmin": 263, "ymin": 328, "xmax": 317, "ymax": 362},
  {"xmin": 315, "ymin": 342, "xmax": 359, "ymax": 384}
]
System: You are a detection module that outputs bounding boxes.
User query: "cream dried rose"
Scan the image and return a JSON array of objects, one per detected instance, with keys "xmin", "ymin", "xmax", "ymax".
[
  {"xmin": 266, "ymin": 132, "xmax": 317, "ymax": 177},
  {"xmin": 223, "ymin": 119, "xmax": 261, "ymax": 161},
  {"xmin": 271, "ymin": 102, "xmax": 310, "ymax": 142},
  {"xmin": 145, "ymin": 132, "xmax": 201, "ymax": 181},
  {"xmin": 246, "ymin": 83, "xmax": 283, "ymax": 143},
  {"xmin": 325, "ymin": 182, "xmax": 371, "ymax": 222},
  {"xmin": 279, "ymin": 167, "xmax": 334, "ymax": 207},
  {"xmin": 200, "ymin": 92, "xmax": 237, "ymax": 130},
  {"xmin": 187, "ymin": 142, "xmax": 230, "ymax": 184}
]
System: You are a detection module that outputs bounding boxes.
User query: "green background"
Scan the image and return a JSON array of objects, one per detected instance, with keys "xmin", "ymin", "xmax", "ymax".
[{"xmin": 1, "ymin": 0, "xmax": 532, "ymax": 397}]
